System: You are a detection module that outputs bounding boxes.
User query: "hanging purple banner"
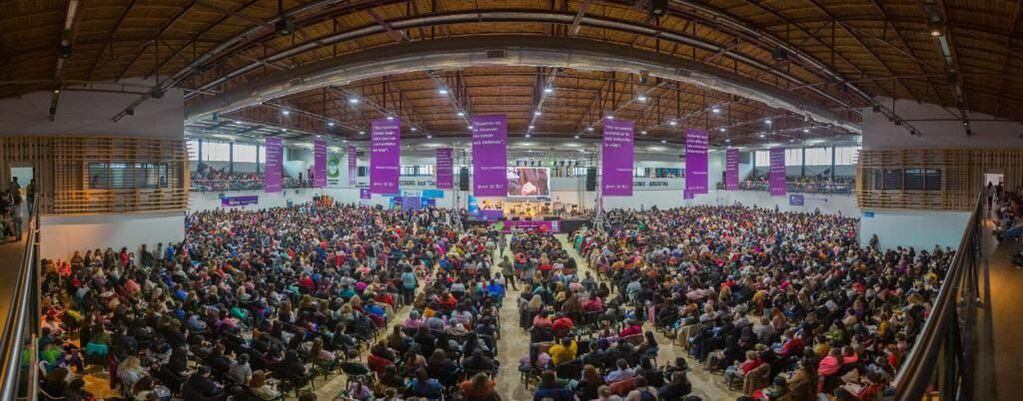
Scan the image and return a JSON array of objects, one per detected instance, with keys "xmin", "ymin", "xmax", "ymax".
[
  {"xmin": 347, "ymin": 145, "xmax": 357, "ymax": 186},
  {"xmin": 685, "ymin": 128, "xmax": 709, "ymax": 196},
  {"xmin": 264, "ymin": 137, "xmax": 282, "ymax": 193},
  {"xmin": 359, "ymin": 188, "xmax": 371, "ymax": 200},
  {"xmin": 313, "ymin": 138, "xmax": 327, "ymax": 188},
  {"xmin": 436, "ymin": 148, "xmax": 454, "ymax": 189},
  {"xmin": 726, "ymin": 148, "xmax": 740, "ymax": 191},
  {"xmin": 370, "ymin": 118, "xmax": 400, "ymax": 194},
  {"xmin": 602, "ymin": 119, "xmax": 634, "ymax": 196},
  {"xmin": 770, "ymin": 147, "xmax": 787, "ymax": 196},
  {"xmin": 221, "ymin": 195, "xmax": 258, "ymax": 207},
  {"xmin": 471, "ymin": 114, "xmax": 508, "ymax": 197}
]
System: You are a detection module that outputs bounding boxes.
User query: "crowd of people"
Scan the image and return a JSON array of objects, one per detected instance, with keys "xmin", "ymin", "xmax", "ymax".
[
  {"xmin": 508, "ymin": 228, "xmax": 697, "ymax": 401},
  {"xmin": 571, "ymin": 206, "xmax": 951, "ymax": 400},
  {"xmin": 33, "ymin": 199, "xmax": 951, "ymax": 401},
  {"xmin": 36, "ymin": 203, "xmax": 509, "ymax": 401},
  {"xmin": 728, "ymin": 176, "xmax": 854, "ymax": 195},
  {"xmin": 191, "ymin": 164, "xmax": 308, "ymax": 192}
]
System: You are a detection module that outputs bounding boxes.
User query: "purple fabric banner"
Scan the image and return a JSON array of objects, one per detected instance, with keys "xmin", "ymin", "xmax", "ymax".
[
  {"xmin": 436, "ymin": 148, "xmax": 454, "ymax": 189},
  {"xmin": 370, "ymin": 118, "xmax": 400, "ymax": 194},
  {"xmin": 359, "ymin": 188, "xmax": 371, "ymax": 200},
  {"xmin": 770, "ymin": 147, "xmax": 787, "ymax": 196},
  {"xmin": 685, "ymin": 128, "xmax": 709, "ymax": 196},
  {"xmin": 726, "ymin": 148, "xmax": 740, "ymax": 191},
  {"xmin": 313, "ymin": 138, "xmax": 327, "ymax": 188},
  {"xmin": 264, "ymin": 137, "xmax": 282, "ymax": 193},
  {"xmin": 347, "ymin": 145, "xmax": 357, "ymax": 186},
  {"xmin": 602, "ymin": 119, "xmax": 634, "ymax": 196},
  {"xmin": 471, "ymin": 114, "xmax": 508, "ymax": 197}
]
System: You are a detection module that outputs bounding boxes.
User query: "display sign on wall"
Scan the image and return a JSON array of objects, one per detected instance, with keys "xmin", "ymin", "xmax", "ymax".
[
  {"xmin": 471, "ymin": 114, "xmax": 508, "ymax": 197},
  {"xmin": 602, "ymin": 118, "xmax": 634, "ymax": 196},
  {"xmin": 684, "ymin": 128, "xmax": 709, "ymax": 198},
  {"xmin": 221, "ymin": 195, "xmax": 258, "ymax": 207},
  {"xmin": 370, "ymin": 118, "xmax": 400, "ymax": 194},
  {"xmin": 726, "ymin": 148, "xmax": 740, "ymax": 191},
  {"xmin": 347, "ymin": 145, "xmax": 358, "ymax": 186},
  {"xmin": 789, "ymin": 194, "xmax": 804, "ymax": 206},
  {"xmin": 264, "ymin": 137, "xmax": 282, "ymax": 193},
  {"xmin": 359, "ymin": 188, "xmax": 371, "ymax": 200},
  {"xmin": 436, "ymin": 148, "xmax": 454, "ymax": 189},
  {"xmin": 770, "ymin": 147, "xmax": 787, "ymax": 196},
  {"xmin": 313, "ymin": 138, "xmax": 327, "ymax": 188}
]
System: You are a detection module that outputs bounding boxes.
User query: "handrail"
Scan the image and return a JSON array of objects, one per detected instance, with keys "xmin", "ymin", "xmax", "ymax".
[
  {"xmin": 892, "ymin": 192, "xmax": 982, "ymax": 400},
  {"xmin": 0, "ymin": 200, "xmax": 40, "ymax": 401}
]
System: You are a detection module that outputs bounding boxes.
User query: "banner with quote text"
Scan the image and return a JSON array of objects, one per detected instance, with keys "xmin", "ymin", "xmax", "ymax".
[
  {"xmin": 471, "ymin": 115, "xmax": 508, "ymax": 197},
  {"xmin": 370, "ymin": 118, "xmax": 400, "ymax": 194}
]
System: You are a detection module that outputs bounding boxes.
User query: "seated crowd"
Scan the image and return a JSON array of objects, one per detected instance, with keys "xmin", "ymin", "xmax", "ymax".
[
  {"xmin": 36, "ymin": 204, "xmax": 493, "ymax": 401},
  {"xmin": 511, "ymin": 228, "xmax": 697, "ymax": 401},
  {"xmin": 572, "ymin": 206, "xmax": 951, "ymax": 401},
  {"xmin": 191, "ymin": 164, "xmax": 308, "ymax": 192}
]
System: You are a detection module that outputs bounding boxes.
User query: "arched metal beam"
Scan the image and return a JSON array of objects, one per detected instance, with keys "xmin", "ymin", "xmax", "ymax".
[
  {"xmin": 186, "ymin": 36, "xmax": 860, "ymax": 134},
  {"xmin": 185, "ymin": 10, "xmax": 852, "ymax": 110}
]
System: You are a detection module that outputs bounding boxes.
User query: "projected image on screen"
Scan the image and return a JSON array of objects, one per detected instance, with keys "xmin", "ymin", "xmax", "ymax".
[{"xmin": 507, "ymin": 167, "xmax": 551, "ymax": 197}]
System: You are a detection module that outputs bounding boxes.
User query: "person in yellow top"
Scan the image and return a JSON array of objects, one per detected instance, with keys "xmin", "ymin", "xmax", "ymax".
[{"xmin": 548, "ymin": 337, "xmax": 578, "ymax": 366}]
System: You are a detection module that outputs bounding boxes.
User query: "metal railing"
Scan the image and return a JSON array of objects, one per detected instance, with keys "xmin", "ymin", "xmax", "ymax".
[
  {"xmin": 892, "ymin": 193, "xmax": 982, "ymax": 401},
  {"xmin": 0, "ymin": 201, "xmax": 40, "ymax": 401}
]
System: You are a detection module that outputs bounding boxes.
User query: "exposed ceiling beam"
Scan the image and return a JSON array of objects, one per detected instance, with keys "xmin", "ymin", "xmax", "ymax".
[
  {"xmin": 569, "ymin": 0, "xmax": 592, "ymax": 37},
  {"xmin": 116, "ymin": 1, "xmax": 199, "ymax": 81},
  {"xmin": 87, "ymin": 0, "xmax": 138, "ymax": 81},
  {"xmin": 49, "ymin": 0, "xmax": 82, "ymax": 121}
]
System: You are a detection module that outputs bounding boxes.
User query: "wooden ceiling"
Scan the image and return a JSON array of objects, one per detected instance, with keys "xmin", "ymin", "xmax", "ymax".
[{"xmin": 3, "ymin": 0, "xmax": 1021, "ymax": 145}]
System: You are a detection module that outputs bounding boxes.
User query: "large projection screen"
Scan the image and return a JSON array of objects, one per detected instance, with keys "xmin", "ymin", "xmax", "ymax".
[{"xmin": 506, "ymin": 167, "xmax": 551, "ymax": 197}]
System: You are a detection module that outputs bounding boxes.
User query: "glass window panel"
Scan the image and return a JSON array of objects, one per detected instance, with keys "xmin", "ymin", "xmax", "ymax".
[
  {"xmin": 201, "ymin": 141, "xmax": 230, "ymax": 162},
  {"xmin": 187, "ymin": 140, "xmax": 200, "ymax": 161},
  {"xmin": 754, "ymin": 151, "xmax": 771, "ymax": 167},
  {"xmin": 804, "ymin": 147, "xmax": 834, "ymax": 166},
  {"xmin": 834, "ymin": 146, "xmax": 860, "ymax": 165},
  {"xmin": 785, "ymin": 148, "xmax": 803, "ymax": 166},
  {"xmin": 233, "ymin": 144, "xmax": 258, "ymax": 163}
]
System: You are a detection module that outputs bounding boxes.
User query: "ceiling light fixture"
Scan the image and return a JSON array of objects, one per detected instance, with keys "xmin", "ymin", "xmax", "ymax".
[
  {"xmin": 587, "ymin": 127, "xmax": 594, "ymax": 131},
  {"xmin": 457, "ymin": 111, "xmax": 465, "ymax": 117},
  {"xmin": 438, "ymin": 89, "xmax": 449, "ymax": 95},
  {"xmin": 574, "ymin": 135, "xmax": 580, "ymax": 139},
  {"xmin": 661, "ymin": 139, "xmax": 667, "ymax": 143},
  {"xmin": 468, "ymin": 125, "xmax": 474, "ymax": 130},
  {"xmin": 534, "ymin": 111, "xmax": 542, "ymax": 116},
  {"xmin": 641, "ymin": 130, "xmax": 648, "ymax": 135},
  {"xmin": 725, "ymin": 138, "xmax": 731, "ymax": 143},
  {"xmin": 759, "ymin": 133, "xmax": 766, "ymax": 138},
  {"xmin": 669, "ymin": 120, "xmax": 678, "ymax": 126},
  {"xmin": 327, "ymin": 121, "xmax": 335, "ymax": 127},
  {"xmin": 525, "ymin": 134, "xmax": 531, "ymax": 138},
  {"xmin": 802, "ymin": 128, "xmax": 809, "ymax": 133},
  {"xmin": 426, "ymin": 134, "xmax": 432, "ymax": 139},
  {"xmin": 411, "ymin": 127, "xmax": 417, "ymax": 131},
  {"xmin": 637, "ymin": 95, "xmax": 648, "ymax": 102},
  {"xmin": 764, "ymin": 119, "xmax": 772, "ymax": 125},
  {"xmin": 529, "ymin": 125, "xmax": 535, "ymax": 129},
  {"xmin": 359, "ymin": 131, "xmax": 366, "ymax": 135},
  {"xmin": 281, "ymin": 109, "xmax": 290, "ymax": 116},
  {"xmin": 386, "ymin": 116, "xmax": 394, "ymax": 120},
  {"xmin": 711, "ymin": 107, "xmax": 721, "ymax": 114},
  {"xmin": 348, "ymin": 97, "xmax": 359, "ymax": 104},
  {"xmin": 719, "ymin": 127, "xmax": 726, "ymax": 132},
  {"xmin": 544, "ymin": 87, "xmax": 553, "ymax": 94}
]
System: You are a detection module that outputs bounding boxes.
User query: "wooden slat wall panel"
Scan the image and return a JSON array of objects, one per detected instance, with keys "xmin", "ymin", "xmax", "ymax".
[
  {"xmin": 0, "ymin": 137, "xmax": 189, "ymax": 215},
  {"xmin": 857, "ymin": 149, "xmax": 1023, "ymax": 211}
]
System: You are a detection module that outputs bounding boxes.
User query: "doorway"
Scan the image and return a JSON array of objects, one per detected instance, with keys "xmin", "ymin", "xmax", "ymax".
[{"xmin": 9, "ymin": 165, "xmax": 34, "ymax": 217}]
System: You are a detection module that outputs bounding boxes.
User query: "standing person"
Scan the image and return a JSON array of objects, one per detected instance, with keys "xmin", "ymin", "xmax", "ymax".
[
  {"xmin": 499, "ymin": 255, "xmax": 516, "ymax": 290},
  {"xmin": 498, "ymin": 233, "xmax": 507, "ymax": 257},
  {"xmin": 10, "ymin": 177, "xmax": 21, "ymax": 208},
  {"xmin": 986, "ymin": 182, "xmax": 994, "ymax": 211},
  {"xmin": 11, "ymin": 188, "xmax": 23, "ymax": 240},
  {"xmin": 400, "ymin": 266, "xmax": 417, "ymax": 304},
  {"xmin": 26, "ymin": 178, "xmax": 35, "ymax": 217}
]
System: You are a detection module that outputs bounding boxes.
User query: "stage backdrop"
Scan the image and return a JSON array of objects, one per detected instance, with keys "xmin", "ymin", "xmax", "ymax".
[
  {"xmin": 602, "ymin": 118, "xmax": 634, "ymax": 196},
  {"xmin": 770, "ymin": 146, "xmax": 787, "ymax": 196},
  {"xmin": 370, "ymin": 118, "xmax": 400, "ymax": 194},
  {"xmin": 726, "ymin": 148, "xmax": 740, "ymax": 190},
  {"xmin": 472, "ymin": 114, "xmax": 508, "ymax": 196},
  {"xmin": 313, "ymin": 138, "xmax": 327, "ymax": 188},
  {"xmin": 264, "ymin": 137, "xmax": 282, "ymax": 193},
  {"xmin": 684, "ymin": 128, "xmax": 709, "ymax": 198},
  {"xmin": 436, "ymin": 148, "xmax": 453, "ymax": 189},
  {"xmin": 347, "ymin": 145, "xmax": 358, "ymax": 186}
]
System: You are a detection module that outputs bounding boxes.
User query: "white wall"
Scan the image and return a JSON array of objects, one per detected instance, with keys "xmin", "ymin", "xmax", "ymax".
[
  {"xmin": 863, "ymin": 97, "xmax": 1023, "ymax": 149},
  {"xmin": 0, "ymin": 82, "xmax": 184, "ymax": 139},
  {"xmin": 859, "ymin": 209, "xmax": 970, "ymax": 250},
  {"xmin": 40, "ymin": 212, "xmax": 185, "ymax": 261}
]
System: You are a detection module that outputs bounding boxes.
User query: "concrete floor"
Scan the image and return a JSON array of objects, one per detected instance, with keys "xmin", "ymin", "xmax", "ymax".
[{"xmin": 973, "ymin": 213, "xmax": 1023, "ymax": 401}]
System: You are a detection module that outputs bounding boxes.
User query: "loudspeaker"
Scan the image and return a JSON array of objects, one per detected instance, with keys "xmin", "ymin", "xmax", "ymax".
[
  {"xmin": 585, "ymin": 167, "xmax": 597, "ymax": 191},
  {"xmin": 459, "ymin": 167, "xmax": 469, "ymax": 190}
]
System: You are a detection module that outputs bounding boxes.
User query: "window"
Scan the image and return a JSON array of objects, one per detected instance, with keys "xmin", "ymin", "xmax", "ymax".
[
  {"xmin": 233, "ymin": 143, "xmax": 258, "ymax": 163},
  {"xmin": 834, "ymin": 146, "xmax": 860, "ymax": 165},
  {"xmin": 201, "ymin": 141, "xmax": 230, "ymax": 162},
  {"xmin": 785, "ymin": 148, "xmax": 803, "ymax": 167},
  {"xmin": 804, "ymin": 147, "xmax": 833, "ymax": 166},
  {"xmin": 754, "ymin": 150, "xmax": 771, "ymax": 167},
  {"xmin": 88, "ymin": 162, "xmax": 169, "ymax": 189},
  {"xmin": 187, "ymin": 140, "xmax": 200, "ymax": 161},
  {"xmin": 633, "ymin": 167, "xmax": 648, "ymax": 178}
]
